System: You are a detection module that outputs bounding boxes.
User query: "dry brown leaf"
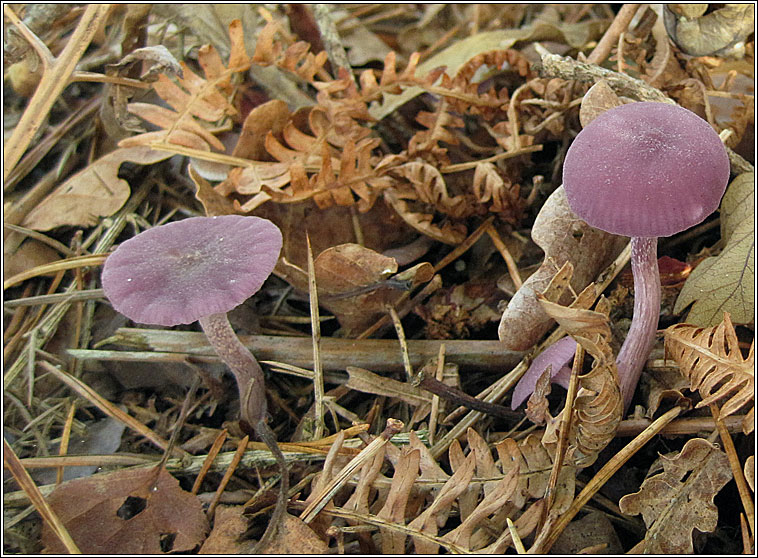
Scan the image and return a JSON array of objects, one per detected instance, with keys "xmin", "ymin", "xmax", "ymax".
[
  {"xmin": 199, "ymin": 505, "xmax": 249, "ymax": 554},
  {"xmin": 256, "ymin": 514, "xmax": 329, "ymax": 554},
  {"xmin": 472, "ymin": 161, "xmax": 522, "ymax": 221},
  {"xmin": 525, "ymin": 364, "xmax": 554, "ymax": 425},
  {"xmin": 22, "ymin": 147, "xmax": 173, "ymax": 231},
  {"xmin": 442, "ymin": 462, "xmax": 518, "ymax": 550},
  {"xmin": 257, "ymin": 198, "xmax": 415, "ymax": 273},
  {"xmin": 41, "ymin": 467, "xmax": 208, "ymax": 554},
  {"xmin": 498, "ymin": 186, "xmax": 627, "ymax": 351},
  {"xmin": 640, "ymin": 365, "xmax": 693, "ymax": 418},
  {"xmin": 3, "ymin": 238, "xmax": 60, "ymax": 282},
  {"xmin": 495, "ymin": 434, "xmax": 553, "ymax": 507},
  {"xmin": 745, "ymin": 455, "xmax": 755, "ymax": 492},
  {"xmin": 618, "ymin": 438, "xmax": 733, "ymax": 554},
  {"xmin": 664, "ymin": 312, "xmax": 755, "ymax": 433},
  {"xmin": 408, "ymin": 100, "xmax": 463, "ymax": 164},
  {"xmin": 551, "ymin": 510, "xmax": 623, "ymax": 555},
  {"xmin": 189, "ymin": 164, "xmax": 241, "ymax": 217},
  {"xmin": 384, "ymin": 189, "xmax": 468, "ymax": 245},
  {"xmin": 277, "ymin": 242, "xmax": 431, "ymax": 336},
  {"xmin": 342, "ymin": 452, "xmax": 384, "ymax": 554},
  {"xmin": 578, "ymin": 79, "xmax": 623, "ymax": 128}
]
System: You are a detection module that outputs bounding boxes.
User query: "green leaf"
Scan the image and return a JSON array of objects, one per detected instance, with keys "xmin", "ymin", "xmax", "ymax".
[{"xmin": 674, "ymin": 172, "xmax": 755, "ymax": 326}]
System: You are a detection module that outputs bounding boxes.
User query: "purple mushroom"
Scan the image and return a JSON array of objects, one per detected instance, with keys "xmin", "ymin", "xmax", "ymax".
[
  {"xmin": 102, "ymin": 214, "xmax": 289, "ymax": 547},
  {"xmin": 102, "ymin": 215, "xmax": 282, "ymax": 428},
  {"xmin": 562, "ymin": 101, "xmax": 730, "ymax": 411}
]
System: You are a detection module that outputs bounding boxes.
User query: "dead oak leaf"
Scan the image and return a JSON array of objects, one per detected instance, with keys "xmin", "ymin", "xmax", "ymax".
[
  {"xmin": 42, "ymin": 466, "xmax": 208, "ymax": 554},
  {"xmin": 618, "ymin": 438, "xmax": 732, "ymax": 554},
  {"xmin": 675, "ymin": 173, "xmax": 755, "ymax": 326},
  {"xmin": 22, "ymin": 146, "xmax": 173, "ymax": 231}
]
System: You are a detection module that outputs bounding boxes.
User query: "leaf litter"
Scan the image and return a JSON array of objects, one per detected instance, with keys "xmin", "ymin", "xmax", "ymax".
[{"xmin": 3, "ymin": 4, "xmax": 754, "ymax": 555}]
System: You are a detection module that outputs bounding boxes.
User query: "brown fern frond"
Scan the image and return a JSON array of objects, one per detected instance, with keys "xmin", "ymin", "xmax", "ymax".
[
  {"xmin": 407, "ymin": 100, "xmax": 464, "ymax": 165},
  {"xmin": 251, "ymin": 20, "xmax": 329, "ymax": 83},
  {"xmin": 472, "ymin": 161, "xmax": 523, "ymax": 222},
  {"xmin": 665, "ymin": 313, "xmax": 754, "ymax": 433},
  {"xmin": 260, "ymin": 136, "xmax": 391, "ymax": 211},
  {"xmin": 436, "ymin": 49, "xmax": 533, "ymax": 119},
  {"xmin": 537, "ymin": 289, "xmax": 623, "ymax": 464},
  {"xmin": 120, "ymin": 20, "xmax": 249, "ymax": 153}
]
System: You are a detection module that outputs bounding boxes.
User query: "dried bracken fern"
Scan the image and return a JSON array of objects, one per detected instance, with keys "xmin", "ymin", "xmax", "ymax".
[
  {"xmin": 251, "ymin": 19, "xmax": 329, "ymax": 83},
  {"xmin": 120, "ymin": 20, "xmax": 250, "ymax": 153},
  {"xmin": 664, "ymin": 312, "xmax": 755, "ymax": 434},
  {"xmin": 537, "ymin": 284, "xmax": 623, "ymax": 465}
]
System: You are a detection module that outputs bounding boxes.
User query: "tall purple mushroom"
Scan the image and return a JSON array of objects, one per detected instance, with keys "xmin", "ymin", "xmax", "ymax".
[
  {"xmin": 562, "ymin": 101, "xmax": 729, "ymax": 411},
  {"xmin": 102, "ymin": 214, "xmax": 288, "ymax": 547}
]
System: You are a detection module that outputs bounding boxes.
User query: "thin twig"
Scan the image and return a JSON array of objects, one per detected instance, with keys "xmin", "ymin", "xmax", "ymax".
[
  {"xmin": 306, "ymin": 234, "xmax": 326, "ymax": 439},
  {"xmin": 485, "ymin": 222, "xmax": 523, "ymax": 290},
  {"xmin": 414, "ymin": 370, "xmax": 520, "ymax": 422},
  {"xmin": 206, "ymin": 435, "xmax": 249, "ymax": 520},
  {"xmin": 3, "ymin": 439, "xmax": 81, "ymax": 554},
  {"xmin": 3, "ymin": 4, "xmax": 112, "ymax": 179},
  {"xmin": 585, "ymin": 4, "xmax": 641, "ymax": 65},
  {"xmin": 710, "ymin": 404, "xmax": 754, "ymax": 537}
]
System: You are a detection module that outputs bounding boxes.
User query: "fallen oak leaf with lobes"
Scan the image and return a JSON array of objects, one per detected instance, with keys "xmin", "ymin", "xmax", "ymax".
[
  {"xmin": 674, "ymin": 172, "xmax": 755, "ymax": 326},
  {"xmin": 22, "ymin": 146, "xmax": 173, "ymax": 231},
  {"xmin": 618, "ymin": 437, "xmax": 732, "ymax": 554},
  {"xmin": 42, "ymin": 466, "xmax": 208, "ymax": 554}
]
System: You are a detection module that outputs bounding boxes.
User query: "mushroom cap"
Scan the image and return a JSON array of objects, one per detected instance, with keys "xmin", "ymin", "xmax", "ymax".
[
  {"xmin": 102, "ymin": 215, "xmax": 282, "ymax": 326},
  {"xmin": 563, "ymin": 101, "xmax": 730, "ymax": 237}
]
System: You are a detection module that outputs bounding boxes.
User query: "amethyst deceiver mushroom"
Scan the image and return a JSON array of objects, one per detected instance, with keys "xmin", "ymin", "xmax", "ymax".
[
  {"xmin": 562, "ymin": 101, "xmax": 729, "ymax": 411},
  {"xmin": 101, "ymin": 215, "xmax": 282, "ymax": 428}
]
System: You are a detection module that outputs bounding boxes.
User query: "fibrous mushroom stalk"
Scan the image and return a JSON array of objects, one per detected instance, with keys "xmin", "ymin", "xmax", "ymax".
[
  {"xmin": 616, "ymin": 237, "xmax": 661, "ymax": 412},
  {"xmin": 198, "ymin": 312, "xmax": 267, "ymax": 427}
]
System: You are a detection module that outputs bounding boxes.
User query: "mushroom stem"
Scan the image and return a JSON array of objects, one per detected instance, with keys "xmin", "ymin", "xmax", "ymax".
[
  {"xmin": 616, "ymin": 236, "xmax": 661, "ymax": 412},
  {"xmin": 198, "ymin": 312, "xmax": 267, "ymax": 427}
]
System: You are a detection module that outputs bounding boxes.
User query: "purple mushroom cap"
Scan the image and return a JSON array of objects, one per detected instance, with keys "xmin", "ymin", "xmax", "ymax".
[
  {"xmin": 563, "ymin": 102, "xmax": 730, "ymax": 238},
  {"xmin": 102, "ymin": 215, "xmax": 282, "ymax": 326}
]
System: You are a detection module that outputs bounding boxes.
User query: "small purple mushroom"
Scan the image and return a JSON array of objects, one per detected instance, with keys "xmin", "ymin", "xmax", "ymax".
[
  {"xmin": 102, "ymin": 214, "xmax": 289, "ymax": 547},
  {"xmin": 562, "ymin": 101, "xmax": 729, "ymax": 411},
  {"xmin": 102, "ymin": 215, "xmax": 282, "ymax": 427}
]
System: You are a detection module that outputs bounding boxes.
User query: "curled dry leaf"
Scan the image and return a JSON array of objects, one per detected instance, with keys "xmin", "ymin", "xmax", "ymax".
[
  {"xmin": 674, "ymin": 173, "xmax": 755, "ymax": 327},
  {"xmin": 538, "ymin": 293, "xmax": 622, "ymax": 463},
  {"xmin": 107, "ymin": 45, "xmax": 183, "ymax": 83},
  {"xmin": 42, "ymin": 467, "xmax": 208, "ymax": 554},
  {"xmin": 619, "ymin": 438, "xmax": 733, "ymax": 554},
  {"xmin": 745, "ymin": 455, "xmax": 755, "ymax": 492},
  {"xmin": 664, "ymin": 312, "xmax": 755, "ymax": 434},
  {"xmin": 663, "ymin": 4, "xmax": 755, "ymax": 57},
  {"xmin": 498, "ymin": 186, "xmax": 627, "ymax": 351},
  {"xmin": 278, "ymin": 242, "xmax": 432, "ymax": 336},
  {"xmin": 22, "ymin": 146, "xmax": 173, "ymax": 231}
]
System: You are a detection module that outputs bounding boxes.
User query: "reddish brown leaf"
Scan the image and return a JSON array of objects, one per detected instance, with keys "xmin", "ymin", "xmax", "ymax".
[{"xmin": 42, "ymin": 467, "xmax": 208, "ymax": 554}]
